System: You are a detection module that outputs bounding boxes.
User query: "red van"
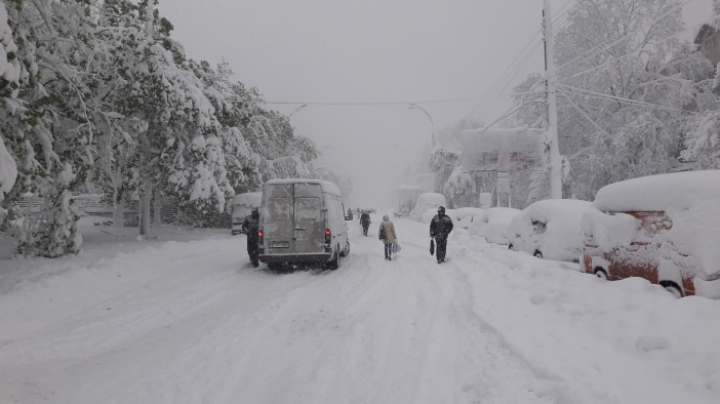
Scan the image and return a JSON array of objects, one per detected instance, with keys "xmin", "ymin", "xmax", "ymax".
[{"xmin": 581, "ymin": 171, "xmax": 720, "ymax": 298}]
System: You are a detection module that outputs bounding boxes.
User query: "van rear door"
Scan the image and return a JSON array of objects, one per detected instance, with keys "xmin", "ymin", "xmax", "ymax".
[
  {"xmin": 294, "ymin": 197, "xmax": 324, "ymax": 253},
  {"xmin": 263, "ymin": 184, "xmax": 293, "ymax": 252},
  {"xmin": 293, "ymin": 183, "xmax": 325, "ymax": 254}
]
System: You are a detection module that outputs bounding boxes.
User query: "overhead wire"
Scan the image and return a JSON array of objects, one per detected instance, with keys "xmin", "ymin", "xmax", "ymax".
[
  {"xmin": 469, "ymin": 0, "xmax": 578, "ymax": 121},
  {"xmin": 264, "ymin": 90, "xmax": 546, "ymax": 106},
  {"xmin": 466, "ymin": 32, "xmax": 543, "ymax": 117}
]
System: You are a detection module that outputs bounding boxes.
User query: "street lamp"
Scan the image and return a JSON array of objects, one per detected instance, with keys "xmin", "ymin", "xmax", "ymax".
[{"xmin": 408, "ymin": 103, "xmax": 435, "ymax": 146}]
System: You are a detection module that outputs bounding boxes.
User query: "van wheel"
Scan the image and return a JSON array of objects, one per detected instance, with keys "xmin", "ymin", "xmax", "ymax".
[
  {"xmin": 508, "ymin": 244, "xmax": 513, "ymax": 250},
  {"xmin": 594, "ymin": 268, "xmax": 608, "ymax": 281},
  {"xmin": 340, "ymin": 240, "xmax": 350, "ymax": 257},
  {"xmin": 660, "ymin": 281, "xmax": 683, "ymax": 298},
  {"xmin": 533, "ymin": 250, "xmax": 543, "ymax": 259}
]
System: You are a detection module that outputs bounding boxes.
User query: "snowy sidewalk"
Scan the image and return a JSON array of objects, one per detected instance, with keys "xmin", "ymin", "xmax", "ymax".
[{"xmin": 0, "ymin": 215, "xmax": 718, "ymax": 403}]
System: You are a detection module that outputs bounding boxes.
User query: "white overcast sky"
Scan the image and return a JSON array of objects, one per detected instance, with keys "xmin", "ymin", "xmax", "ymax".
[{"xmin": 161, "ymin": 0, "xmax": 712, "ymax": 208}]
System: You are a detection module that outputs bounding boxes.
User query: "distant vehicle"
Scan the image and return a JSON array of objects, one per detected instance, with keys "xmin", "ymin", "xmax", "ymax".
[
  {"xmin": 411, "ymin": 193, "xmax": 446, "ymax": 222},
  {"xmin": 394, "ymin": 186, "xmax": 424, "ymax": 216},
  {"xmin": 231, "ymin": 192, "xmax": 262, "ymax": 235},
  {"xmin": 509, "ymin": 199, "xmax": 592, "ymax": 262},
  {"xmin": 469, "ymin": 207, "xmax": 520, "ymax": 245},
  {"xmin": 258, "ymin": 179, "xmax": 350, "ymax": 271},
  {"xmin": 581, "ymin": 171, "xmax": 720, "ymax": 298}
]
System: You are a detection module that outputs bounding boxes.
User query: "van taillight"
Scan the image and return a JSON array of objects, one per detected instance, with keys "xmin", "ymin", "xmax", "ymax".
[
  {"xmin": 258, "ymin": 230, "xmax": 263, "ymax": 245},
  {"xmin": 325, "ymin": 229, "xmax": 331, "ymax": 244}
]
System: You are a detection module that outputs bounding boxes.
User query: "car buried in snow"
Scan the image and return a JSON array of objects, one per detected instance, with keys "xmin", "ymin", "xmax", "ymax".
[
  {"xmin": 581, "ymin": 171, "xmax": 720, "ymax": 298},
  {"xmin": 257, "ymin": 179, "xmax": 350, "ymax": 271},
  {"xmin": 509, "ymin": 199, "xmax": 592, "ymax": 262},
  {"xmin": 468, "ymin": 207, "xmax": 520, "ymax": 245}
]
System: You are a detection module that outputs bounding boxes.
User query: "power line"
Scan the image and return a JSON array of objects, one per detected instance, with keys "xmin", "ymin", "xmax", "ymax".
[
  {"xmin": 264, "ymin": 91, "xmax": 545, "ymax": 107},
  {"xmin": 467, "ymin": 33, "xmax": 543, "ymax": 118},
  {"xmin": 558, "ymin": 84, "xmax": 685, "ymax": 112},
  {"xmin": 474, "ymin": 41, "xmax": 543, "ymax": 118}
]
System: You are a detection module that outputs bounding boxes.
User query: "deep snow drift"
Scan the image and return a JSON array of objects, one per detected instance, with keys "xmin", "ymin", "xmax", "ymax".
[{"xmin": 0, "ymin": 214, "xmax": 718, "ymax": 404}]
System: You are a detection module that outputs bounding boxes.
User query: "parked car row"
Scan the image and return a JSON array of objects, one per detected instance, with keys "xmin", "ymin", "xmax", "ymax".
[{"xmin": 415, "ymin": 171, "xmax": 719, "ymax": 298}]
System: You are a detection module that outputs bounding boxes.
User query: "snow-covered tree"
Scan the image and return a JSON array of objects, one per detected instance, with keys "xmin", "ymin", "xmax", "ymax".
[{"xmin": 512, "ymin": 0, "xmax": 713, "ymax": 201}]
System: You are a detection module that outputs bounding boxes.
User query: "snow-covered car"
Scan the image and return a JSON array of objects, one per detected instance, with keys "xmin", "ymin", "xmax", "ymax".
[
  {"xmin": 581, "ymin": 171, "xmax": 720, "ymax": 298},
  {"xmin": 468, "ymin": 207, "xmax": 520, "ymax": 245},
  {"xmin": 455, "ymin": 207, "xmax": 484, "ymax": 229},
  {"xmin": 509, "ymin": 199, "xmax": 592, "ymax": 262},
  {"xmin": 394, "ymin": 186, "xmax": 424, "ymax": 216},
  {"xmin": 410, "ymin": 193, "xmax": 446, "ymax": 221},
  {"xmin": 231, "ymin": 192, "xmax": 262, "ymax": 235}
]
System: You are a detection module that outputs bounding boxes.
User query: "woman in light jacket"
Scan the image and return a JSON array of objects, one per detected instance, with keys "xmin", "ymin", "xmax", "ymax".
[{"xmin": 379, "ymin": 214, "xmax": 397, "ymax": 260}]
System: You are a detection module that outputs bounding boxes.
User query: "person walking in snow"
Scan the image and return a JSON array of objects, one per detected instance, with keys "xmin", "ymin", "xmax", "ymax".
[
  {"xmin": 360, "ymin": 211, "xmax": 371, "ymax": 236},
  {"xmin": 378, "ymin": 214, "xmax": 397, "ymax": 260},
  {"xmin": 430, "ymin": 206, "xmax": 453, "ymax": 264},
  {"xmin": 242, "ymin": 208, "xmax": 260, "ymax": 267}
]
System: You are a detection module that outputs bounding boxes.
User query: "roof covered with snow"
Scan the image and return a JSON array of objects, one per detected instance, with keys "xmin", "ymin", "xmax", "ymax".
[
  {"xmin": 264, "ymin": 179, "xmax": 343, "ymax": 197},
  {"xmin": 594, "ymin": 170, "xmax": 720, "ymax": 212},
  {"xmin": 231, "ymin": 192, "xmax": 262, "ymax": 207}
]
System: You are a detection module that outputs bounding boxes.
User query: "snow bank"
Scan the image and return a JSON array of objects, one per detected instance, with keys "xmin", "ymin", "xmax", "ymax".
[
  {"xmin": 511, "ymin": 199, "xmax": 592, "ymax": 261},
  {"xmin": 594, "ymin": 170, "xmax": 720, "ymax": 212},
  {"xmin": 452, "ymin": 238, "xmax": 720, "ymax": 403},
  {"xmin": 410, "ymin": 193, "xmax": 445, "ymax": 221}
]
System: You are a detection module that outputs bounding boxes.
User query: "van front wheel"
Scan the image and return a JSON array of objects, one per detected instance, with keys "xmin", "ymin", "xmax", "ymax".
[{"xmin": 594, "ymin": 268, "xmax": 608, "ymax": 281}]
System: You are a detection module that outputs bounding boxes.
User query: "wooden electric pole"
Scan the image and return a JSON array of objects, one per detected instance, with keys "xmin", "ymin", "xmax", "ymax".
[{"xmin": 543, "ymin": 0, "xmax": 563, "ymax": 199}]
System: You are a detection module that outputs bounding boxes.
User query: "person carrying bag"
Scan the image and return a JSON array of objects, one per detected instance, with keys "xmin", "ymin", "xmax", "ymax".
[{"xmin": 378, "ymin": 215, "xmax": 397, "ymax": 261}]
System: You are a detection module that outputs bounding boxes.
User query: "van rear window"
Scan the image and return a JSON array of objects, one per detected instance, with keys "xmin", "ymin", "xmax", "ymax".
[
  {"xmin": 295, "ymin": 183, "xmax": 322, "ymax": 198},
  {"xmin": 265, "ymin": 198, "xmax": 292, "ymax": 223},
  {"xmin": 265, "ymin": 184, "xmax": 292, "ymax": 198}
]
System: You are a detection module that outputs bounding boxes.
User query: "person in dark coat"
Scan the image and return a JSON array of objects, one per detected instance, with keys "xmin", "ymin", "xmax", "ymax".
[
  {"xmin": 242, "ymin": 208, "xmax": 260, "ymax": 267},
  {"xmin": 346, "ymin": 208, "xmax": 353, "ymax": 220},
  {"xmin": 429, "ymin": 206, "xmax": 453, "ymax": 264},
  {"xmin": 359, "ymin": 211, "xmax": 371, "ymax": 236}
]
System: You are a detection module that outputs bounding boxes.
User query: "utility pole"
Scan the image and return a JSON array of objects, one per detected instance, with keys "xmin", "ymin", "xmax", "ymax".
[{"xmin": 543, "ymin": 0, "xmax": 563, "ymax": 199}]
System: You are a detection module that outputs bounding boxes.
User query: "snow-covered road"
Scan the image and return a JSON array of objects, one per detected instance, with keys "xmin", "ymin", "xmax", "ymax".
[{"xmin": 1, "ymin": 215, "xmax": 719, "ymax": 404}]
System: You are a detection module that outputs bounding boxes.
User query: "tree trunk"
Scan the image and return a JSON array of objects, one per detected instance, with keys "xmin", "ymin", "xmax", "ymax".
[
  {"xmin": 112, "ymin": 186, "xmax": 124, "ymax": 228},
  {"xmin": 153, "ymin": 190, "xmax": 162, "ymax": 227},
  {"xmin": 139, "ymin": 182, "xmax": 152, "ymax": 237}
]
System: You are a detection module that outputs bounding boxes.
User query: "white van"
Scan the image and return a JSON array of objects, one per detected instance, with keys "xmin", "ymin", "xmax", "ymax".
[
  {"xmin": 258, "ymin": 179, "xmax": 351, "ymax": 270},
  {"xmin": 231, "ymin": 192, "xmax": 262, "ymax": 235}
]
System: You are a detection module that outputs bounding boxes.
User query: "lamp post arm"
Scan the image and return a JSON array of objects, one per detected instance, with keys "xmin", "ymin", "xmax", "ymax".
[{"xmin": 408, "ymin": 103, "xmax": 436, "ymax": 146}]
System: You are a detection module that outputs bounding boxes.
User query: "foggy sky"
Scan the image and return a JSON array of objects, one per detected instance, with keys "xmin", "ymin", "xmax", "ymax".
[{"xmin": 161, "ymin": 0, "xmax": 712, "ymax": 208}]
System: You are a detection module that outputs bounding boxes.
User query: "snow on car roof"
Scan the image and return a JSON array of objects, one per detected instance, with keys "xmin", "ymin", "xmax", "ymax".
[
  {"xmin": 594, "ymin": 170, "xmax": 720, "ymax": 212},
  {"xmin": 416, "ymin": 193, "xmax": 446, "ymax": 205},
  {"xmin": 516, "ymin": 199, "xmax": 592, "ymax": 226},
  {"xmin": 485, "ymin": 207, "xmax": 521, "ymax": 223},
  {"xmin": 232, "ymin": 192, "xmax": 262, "ymax": 206},
  {"xmin": 265, "ymin": 179, "xmax": 343, "ymax": 197}
]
